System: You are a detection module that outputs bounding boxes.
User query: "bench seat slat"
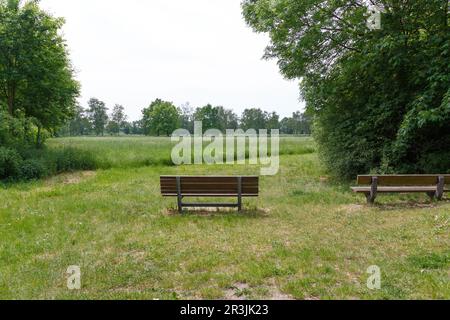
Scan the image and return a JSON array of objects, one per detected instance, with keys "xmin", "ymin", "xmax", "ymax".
[
  {"xmin": 162, "ymin": 193, "xmax": 259, "ymax": 197},
  {"xmin": 357, "ymin": 175, "xmax": 450, "ymax": 186},
  {"xmin": 352, "ymin": 186, "xmax": 439, "ymax": 193},
  {"xmin": 161, "ymin": 188, "xmax": 259, "ymax": 193}
]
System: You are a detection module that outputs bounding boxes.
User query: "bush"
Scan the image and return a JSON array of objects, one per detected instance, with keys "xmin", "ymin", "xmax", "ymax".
[
  {"xmin": 18, "ymin": 159, "xmax": 48, "ymax": 180},
  {"xmin": 0, "ymin": 147, "xmax": 22, "ymax": 180},
  {"xmin": 0, "ymin": 146, "xmax": 98, "ymax": 182},
  {"xmin": 0, "ymin": 110, "xmax": 36, "ymax": 147}
]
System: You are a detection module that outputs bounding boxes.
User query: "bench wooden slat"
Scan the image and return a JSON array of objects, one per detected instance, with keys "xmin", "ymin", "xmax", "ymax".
[
  {"xmin": 162, "ymin": 193, "xmax": 260, "ymax": 197},
  {"xmin": 161, "ymin": 185, "xmax": 259, "ymax": 193},
  {"xmin": 352, "ymin": 186, "xmax": 438, "ymax": 193},
  {"xmin": 357, "ymin": 175, "xmax": 450, "ymax": 186}
]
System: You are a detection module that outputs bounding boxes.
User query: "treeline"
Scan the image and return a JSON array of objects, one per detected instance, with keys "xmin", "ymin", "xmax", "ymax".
[
  {"xmin": 61, "ymin": 98, "xmax": 311, "ymax": 137},
  {"xmin": 59, "ymin": 98, "xmax": 144, "ymax": 136}
]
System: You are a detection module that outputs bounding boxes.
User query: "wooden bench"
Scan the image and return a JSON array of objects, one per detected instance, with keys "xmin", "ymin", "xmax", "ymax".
[
  {"xmin": 352, "ymin": 175, "xmax": 450, "ymax": 204},
  {"xmin": 160, "ymin": 176, "xmax": 259, "ymax": 213}
]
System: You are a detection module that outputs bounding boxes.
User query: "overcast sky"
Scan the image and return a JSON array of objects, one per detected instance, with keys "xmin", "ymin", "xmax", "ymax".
[{"xmin": 40, "ymin": 0, "xmax": 305, "ymax": 121}]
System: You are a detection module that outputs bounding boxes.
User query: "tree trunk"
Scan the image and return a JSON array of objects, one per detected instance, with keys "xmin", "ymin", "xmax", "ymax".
[
  {"xmin": 36, "ymin": 125, "xmax": 42, "ymax": 147},
  {"xmin": 7, "ymin": 85, "xmax": 16, "ymax": 115}
]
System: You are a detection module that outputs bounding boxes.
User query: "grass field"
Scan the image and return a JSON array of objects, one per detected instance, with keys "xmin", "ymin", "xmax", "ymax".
[{"xmin": 0, "ymin": 136, "xmax": 448, "ymax": 300}]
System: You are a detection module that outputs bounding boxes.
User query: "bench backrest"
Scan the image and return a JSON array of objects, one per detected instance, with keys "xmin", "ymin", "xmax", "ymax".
[
  {"xmin": 160, "ymin": 176, "xmax": 259, "ymax": 196},
  {"xmin": 357, "ymin": 175, "xmax": 450, "ymax": 186}
]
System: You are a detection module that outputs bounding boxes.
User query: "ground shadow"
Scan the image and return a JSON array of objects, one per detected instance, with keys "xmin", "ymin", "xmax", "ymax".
[
  {"xmin": 373, "ymin": 197, "xmax": 450, "ymax": 211},
  {"xmin": 164, "ymin": 207, "xmax": 270, "ymax": 218}
]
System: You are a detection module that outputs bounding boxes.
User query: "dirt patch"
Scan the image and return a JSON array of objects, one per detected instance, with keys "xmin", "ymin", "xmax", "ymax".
[
  {"xmin": 341, "ymin": 204, "xmax": 366, "ymax": 213},
  {"xmin": 164, "ymin": 207, "xmax": 270, "ymax": 217},
  {"xmin": 267, "ymin": 288, "xmax": 294, "ymax": 300},
  {"xmin": 224, "ymin": 283, "xmax": 249, "ymax": 300},
  {"xmin": 45, "ymin": 171, "xmax": 96, "ymax": 186},
  {"xmin": 375, "ymin": 201, "xmax": 441, "ymax": 211},
  {"xmin": 224, "ymin": 281, "xmax": 295, "ymax": 300},
  {"xmin": 265, "ymin": 279, "xmax": 295, "ymax": 300},
  {"xmin": 341, "ymin": 200, "xmax": 446, "ymax": 213}
]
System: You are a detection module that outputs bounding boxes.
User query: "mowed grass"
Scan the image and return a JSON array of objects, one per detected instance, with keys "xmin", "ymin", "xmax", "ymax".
[{"xmin": 0, "ymin": 136, "xmax": 448, "ymax": 300}]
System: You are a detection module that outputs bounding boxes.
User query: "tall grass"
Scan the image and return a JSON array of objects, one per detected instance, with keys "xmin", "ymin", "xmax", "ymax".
[
  {"xmin": 47, "ymin": 136, "xmax": 316, "ymax": 169},
  {"xmin": 0, "ymin": 145, "xmax": 97, "ymax": 182}
]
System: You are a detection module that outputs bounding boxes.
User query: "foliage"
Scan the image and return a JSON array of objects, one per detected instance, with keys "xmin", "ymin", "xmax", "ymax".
[
  {"xmin": 240, "ymin": 108, "xmax": 271, "ymax": 131},
  {"xmin": 142, "ymin": 99, "xmax": 180, "ymax": 136},
  {"xmin": 280, "ymin": 112, "xmax": 311, "ymax": 135},
  {"xmin": 17, "ymin": 158, "xmax": 47, "ymax": 180},
  {"xmin": 0, "ymin": 144, "xmax": 97, "ymax": 181},
  {"xmin": 179, "ymin": 102, "xmax": 194, "ymax": 133},
  {"xmin": 107, "ymin": 104, "xmax": 127, "ymax": 135},
  {"xmin": 0, "ymin": 109, "xmax": 35, "ymax": 146},
  {"xmin": 0, "ymin": 0, "xmax": 79, "ymax": 133},
  {"xmin": 194, "ymin": 104, "xmax": 239, "ymax": 132},
  {"xmin": 50, "ymin": 147, "xmax": 97, "ymax": 173},
  {"xmin": 58, "ymin": 104, "xmax": 92, "ymax": 137},
  {"xmin": 0, "ymin": 146, "xmax": 21, "ymax": 179},
  {"xmin": 243, "ymin": 0, "xmax": 450, "ymax": 178},
  {"xmin": 86, "ymin": 98, "xmax": 109, "ymax": 136}
]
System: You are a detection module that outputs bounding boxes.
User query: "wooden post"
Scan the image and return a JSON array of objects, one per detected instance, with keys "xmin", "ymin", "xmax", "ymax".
[
  {"xmin": 176, "ymin": 176, "xmax": 183, "ymax": 213},
  {"xmin": 436, "ymin": 175, "xmax": 444, "ymax": 201}
]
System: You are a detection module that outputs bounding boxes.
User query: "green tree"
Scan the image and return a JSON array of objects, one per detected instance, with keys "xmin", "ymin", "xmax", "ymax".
[
  {"xmin": 194, "ymin": 105, "xmax": 239, "ymax": 132},
  {"xmin": 280, "ymin": 112, "xmax": 311, "ymax": 135},
  {"xmin": 142, "ymin": 99, "xmax": 180, "ymax": 136},
  {"xmin": 266, "ymin": 112, "xmax": 280, "ymax": 130},
  {"xmin": 243, "ymin": 0, "xmax": 450, "ymax": 178},
  {"xmin": 194, "ymin": 104, "xmax": 221, "ymax": 131},
  {"xmin": 179, "ymin": 102, "xmax": 194, "ymax": 133},
  {"xmin": 86, "ymin": 98, "xmax": 108, "ymax": 136},
  {"xmin": 222, "ymin": 108, "xmax": 239, "ymax": 130},
  {"xmin": 0, "ymin": 0, "xmax": 79, "ymax": 144},
  {"xmin": 68, "ymin": 105, "xmax": 91, "ymax": 136},
  {"xmin": 131, "ymin": 120, "xmax": 143, "ymax": 135},
  {"xmin": 107, "ymin": 104, "xmax": 127, "ymax": 135},
  {"xmin": 240, "ymin": 108, "xmax": 268, "ymax": 131}
]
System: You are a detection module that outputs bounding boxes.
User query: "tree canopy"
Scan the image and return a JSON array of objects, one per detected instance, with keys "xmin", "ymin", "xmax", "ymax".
[
  {"xmin": 194, "ymin": 104, "xmax": 239, "ymax": 132},
  {"xmin": 142, "ymin": 99, "xmax": 180, "ymax": 136},
  {"xmin": 0, "ymin": 0, "xmax": 79, "ymax": 137},
  {"xmin": 86, "ymin": 98, "xmax": 108, "ymax": 136},
  {"xmin": 243, "ymin": 0, "xmax": 450, "ymax": 178}
]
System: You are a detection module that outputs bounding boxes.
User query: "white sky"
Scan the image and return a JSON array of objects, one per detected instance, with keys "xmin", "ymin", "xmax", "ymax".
[{"xmin": 40, "ymin": 0, "xmax": 305, "ymax": 121}]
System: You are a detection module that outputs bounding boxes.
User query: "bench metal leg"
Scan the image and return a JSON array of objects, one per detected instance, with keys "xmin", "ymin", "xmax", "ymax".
[
  {"xmin": 176, "ymin": 176, "xmax": 183, "ymax": 213},
  {"xmin": 436, "ymin": 176, "xmax": 444, "ymax": 201},
  {"xmin": 366, "ymin": 177, "xmax": 378, "ymax": 204}
]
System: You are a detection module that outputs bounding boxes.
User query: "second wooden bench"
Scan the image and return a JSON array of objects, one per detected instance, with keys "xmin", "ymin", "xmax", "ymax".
[{"xmin": 352, "ymin": 174, "xmax": 449, "ymax": 204}]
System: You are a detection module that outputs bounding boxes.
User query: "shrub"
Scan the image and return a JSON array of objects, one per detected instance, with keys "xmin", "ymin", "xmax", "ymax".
[
  {"xmin": 0, "ymin": 110, "xmax": 36, "ymax": 147},
  {"xmin": 1, "ymin": 146, "xmax": 98, "ymax": 182},
  {"xmin": 0, "ymin": 147, "xmax": 22, "ymax": 180},
  {"xmin": 18, "ymin": 159, "xmax": 48, "ymax": 180}
]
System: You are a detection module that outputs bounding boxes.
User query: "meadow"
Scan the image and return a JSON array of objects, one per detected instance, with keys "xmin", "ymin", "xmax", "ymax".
[{"xmin": 0, "ymin": 136, "xmax": 448, "ymax": 300}]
